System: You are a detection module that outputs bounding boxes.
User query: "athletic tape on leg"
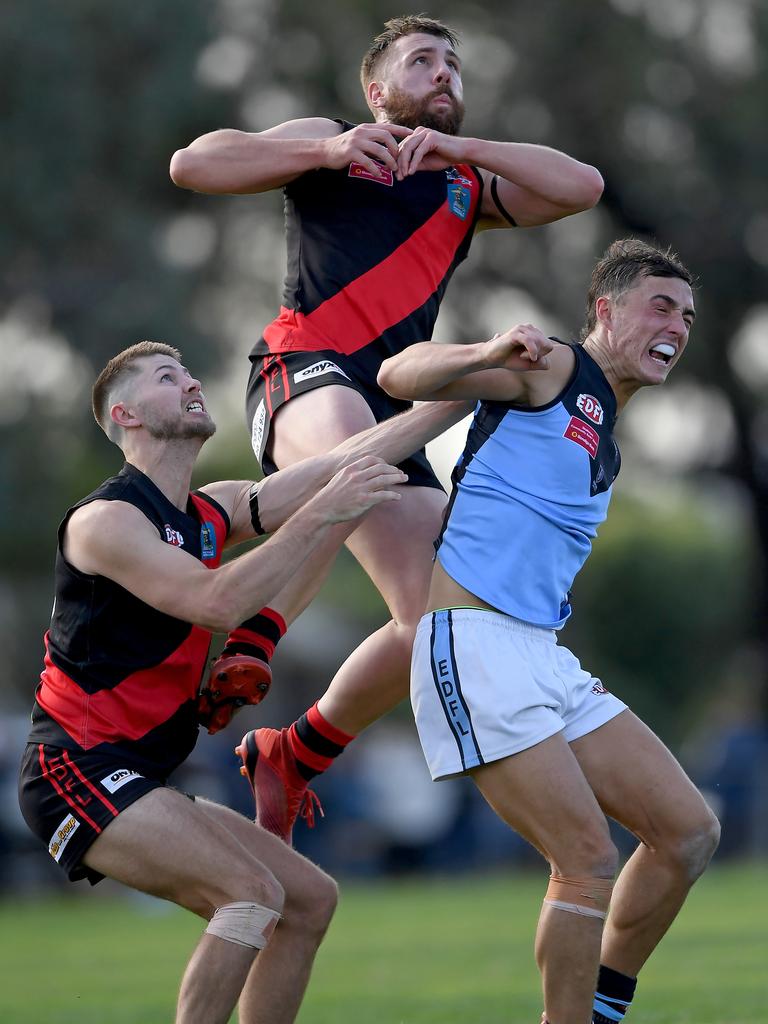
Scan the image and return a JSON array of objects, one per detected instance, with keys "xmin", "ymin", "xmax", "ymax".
[
  {"xmin": 205, "ymin": 901, "xmax": 281, "ymax": 948},
  {"xmin": 543, "ymin": 875, "xmax": 613, "ymax": 920}
]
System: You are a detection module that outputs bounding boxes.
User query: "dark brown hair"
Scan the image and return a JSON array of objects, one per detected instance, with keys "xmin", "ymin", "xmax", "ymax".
[
  {"xmin": 360, "ymin": 14, "xmax": 459, "ymax": 91},
  {"xmin": 581, "ymin": 238, "xmax": 693, "ymax": 340}
]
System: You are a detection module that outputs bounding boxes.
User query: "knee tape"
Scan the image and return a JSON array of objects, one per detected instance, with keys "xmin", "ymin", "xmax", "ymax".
[
  {"xmin": 205, "ymin": 901, "xmax": 281, "ymax": 949},
  {"xmin": 543, "ymin": 875, "xmax": 613, "ymax": 920}
]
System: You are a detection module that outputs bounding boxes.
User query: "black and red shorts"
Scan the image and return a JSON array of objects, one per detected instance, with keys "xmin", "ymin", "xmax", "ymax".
[
  {"xmin": 18, "ymin": 743, "xmax": 166, "ymax": 884},
  {"xmin": 245, "ymin": 349, "xmax": 444, "ymax": 491}
]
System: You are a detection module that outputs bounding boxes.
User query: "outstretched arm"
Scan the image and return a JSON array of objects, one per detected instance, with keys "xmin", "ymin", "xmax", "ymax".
[
  {"xmin": 170, "ymin": 119, "xmax": 414, "ymax": 194},
  {"xmin": 63, "ymin": 458, "xmax": 405, "ymax": 633},
  {"xmin": 205, "ymin": 399, "xmax": 471, "ymax": 544},
  {"xmin": 378, "ymin": 327, "xmax": 565, "ymax": 403},
  {"xmin": 395, "ymin": 129, "xmax": 603, "ymax": 228}
]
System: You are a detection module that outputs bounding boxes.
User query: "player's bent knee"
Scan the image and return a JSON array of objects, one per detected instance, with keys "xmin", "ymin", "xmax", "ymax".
[
  {"xmin": 187, "ymin": 869, "xmax": 285, "ymax": 921},
  {"xmin": 205, "ymin": 901, "xmax": 281, "ymax": 949},
  {"xmin": 283, "ymin": 868, "xmax": 338, "ymax": 937},
  {"xmin": 677, "ymin": 810, "xmax": 720, "ymax": 880},
  {"xmin": 543, "ymin": 874, "xmax": 614, "ymax": 921},
  {"xmin": 551, "ymin": 834, "xmax": 618, "ymax": 881}
]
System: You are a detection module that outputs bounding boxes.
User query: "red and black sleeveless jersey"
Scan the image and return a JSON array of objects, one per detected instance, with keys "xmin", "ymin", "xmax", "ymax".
[
  {"xmin": 27, "ymin": 463, "xmax": 230, "ymax": 779},
  {"xmin": 250, "ymin": 120, "xmax": 485, "ymax": 379}
]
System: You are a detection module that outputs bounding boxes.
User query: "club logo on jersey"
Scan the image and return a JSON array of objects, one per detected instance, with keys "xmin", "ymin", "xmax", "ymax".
[
  {"xmin": 200, "ymin": 522, "xmax": 217, "ymax": 561},
  {"xmin": 100, "ymin": 768, "xmax": 144, "ymax": 794},
  {"xmin": 163, "ymin": 525, "xmax": 185, "ymax": 547},
  {"xmin": 349, "ymin": 161, "xmax": 393, "ymax": 186},
  {"xmin": 445, "ymin": 167, "xmax": 473, "ymax": 187},
  {"xmin": 164, "ymin": 525, "xmax": 184, "ymax": 547},
  {"xmin": 563, "ymin": 416, "xmax": 599, "ymax": 459},
  {"xmin": 251, "ymin": 399, "xmax": 266, "ymax": 460},
  {"xmin": 49, "ymin": 814, "xmax": 79, "ymax": 862},
  {"xmin": 446, "ymin": 181, "xmax": 470, "ymax": 220},
  {"xmin": 576, "ymin": 393, "xmax": 604, "ymax": 425},
  {"xmin": 293, "ymin": 360, "xmax": 351, "ymax": 384}
]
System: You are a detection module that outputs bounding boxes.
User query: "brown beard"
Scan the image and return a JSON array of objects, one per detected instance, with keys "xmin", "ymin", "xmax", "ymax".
[
  {"xmin": 143, "ymin": 409, "xmax": 217, "ymax": 442},
  {"xmin": 382, "ymin": 85, "xmax": 465, "ymax": 135}
]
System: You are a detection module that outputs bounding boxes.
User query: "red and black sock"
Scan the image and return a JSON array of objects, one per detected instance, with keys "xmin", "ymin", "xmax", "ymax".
[
  {"xmin": 221, "ymin": 608, "xmax": 286, "ymax": 664},
  {"xmin": 288, "ymin": 701, "xmax": 355, "ymax": 781}
]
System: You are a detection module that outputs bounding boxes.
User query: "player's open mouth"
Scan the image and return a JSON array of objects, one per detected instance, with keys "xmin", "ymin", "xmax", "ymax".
[
  {"xmin": 649, "ymin": 343, "xmax": 676, "ymax": 365},
  {"xmin": 187, "ymin": 400, "xmax": 204, "ymax": 412}
]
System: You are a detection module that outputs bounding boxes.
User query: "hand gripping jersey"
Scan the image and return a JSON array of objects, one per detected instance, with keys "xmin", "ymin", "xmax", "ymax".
[
  {"xmin": 250, "ymin": 120, "xmax": 485, "ymax": 379},
  {"xmin": 435, "ymin": 344, "xmax": 621, "ymax": 628},
  {"xmin": 27, "ymin": 463, "xmax": 230, "ymax": 778}
]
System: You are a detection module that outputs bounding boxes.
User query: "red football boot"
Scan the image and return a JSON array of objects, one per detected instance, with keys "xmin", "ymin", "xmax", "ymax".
[
  {"xmin": 235, "ymin": 727, "xmax": 323, "ymax": 845},
  {"xmin": 198, "ymin": 654, "xmax": 272, "ymax": 734}
]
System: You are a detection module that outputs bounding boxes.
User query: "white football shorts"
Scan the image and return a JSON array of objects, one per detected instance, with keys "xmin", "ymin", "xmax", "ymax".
[{"xmin": 411, "ymin": 607, "xmax": 627, "ymax": 781}]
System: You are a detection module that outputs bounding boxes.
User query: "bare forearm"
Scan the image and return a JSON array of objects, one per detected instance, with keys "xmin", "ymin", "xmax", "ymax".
[
  {"xmin": 378, "ymin": 343, "xmax": 488, "ymax": 400},
  {"xmin": 206, "ymin": 501, "xmax": 333, "ymax": 629},
  {"xmin": 335, "ymin": 399, "xmax": 473, "ymax": 464},
  {"xmin": 255, "ymin": 454, "xmax": 337, "ymax": 534},
  {"xmin": 170, "ymin": 129, "xmax": 331, "ymax": 194},
  {"xmin": 465, "ymin": 138, "xmax": 603, "ymax": 208}
]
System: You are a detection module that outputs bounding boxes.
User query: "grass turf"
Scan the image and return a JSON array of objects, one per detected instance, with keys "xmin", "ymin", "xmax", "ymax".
[{"xmin": 1, "ymin": 862, "xmax": 764, "ymax": 1023}]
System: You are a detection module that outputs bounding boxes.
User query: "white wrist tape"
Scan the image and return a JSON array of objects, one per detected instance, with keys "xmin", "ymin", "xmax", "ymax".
[{"xmin": 205, "ymin": 901, "xmax": 281, "ymax": 948}]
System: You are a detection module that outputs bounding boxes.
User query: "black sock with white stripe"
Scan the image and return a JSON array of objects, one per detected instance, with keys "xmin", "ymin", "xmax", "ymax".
[{"xmin": 593, "ymin": 964, "xmax": 636, "ymax": 1023}]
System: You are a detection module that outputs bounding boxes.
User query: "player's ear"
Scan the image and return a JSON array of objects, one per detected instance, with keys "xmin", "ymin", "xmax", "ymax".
[
  {"xmin": 594, "ymin": 295, "xmax": 613, "ymax": 329},
  {"xmin": 110, "ymin": 401, "xmax": 141, "ymax": 430},
  {"xmin": 367, "ymin": 79, "xmax": 385, "ymax": 115}
]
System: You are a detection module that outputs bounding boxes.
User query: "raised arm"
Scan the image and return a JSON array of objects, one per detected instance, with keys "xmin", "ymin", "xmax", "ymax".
[
  {"xmin": 169, "ymin": 119, "xmax": 414, "ymax": 195},
  {"xmin": 378, "ymin": 327, "xmax": 561, "ymax": 403},
  {"xmin": 395, "ymin": 129, "xmax": 603, "ymax": 228},
  {"xmin": 63, "ymin": 459, "xmax": 405, "ymax": 633},
  {"xmin": 205, "ymin": 399, "xmax": 472, "ymax": 544}
]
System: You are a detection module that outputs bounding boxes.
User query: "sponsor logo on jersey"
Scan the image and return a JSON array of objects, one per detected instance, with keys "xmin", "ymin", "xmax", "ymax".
[
  {"xmin": 164, "ymin": 525, "xmax": 185, "ymax": 547},
  {"xmin": 49, "ymin": 814, "xmax": 79, "ymax": 862},
  {"xmin": 293, "ymin": 360, "xmax": 351, "ymax": 384},
  {"xmin": 446, "ymin": 181, "xmax": 470, "ymax": 220},
  {"xmin": 348, "ymin": 161, "xmax": 393, "ymax": 186},
  {"xmin": 576, "ymin": 393, "xmax": 604, "ymax": 425},
  {"xmin": 200, "ymin": 521, "xmax": 216, "ymax": 561},
  {"xmin": 251, "ymin": 399, "xmax": 266, "ymax": 459},
  {"xmin": 591, "ymin": 679, "xmax": 608, "ymax": 695},
  {"xmin": 563, "ymin": 416, "xmax": 599, "ymax": 459},
  {"xmin": 101, "ymin": 768, "xmax": 145, "ymax": 794}
]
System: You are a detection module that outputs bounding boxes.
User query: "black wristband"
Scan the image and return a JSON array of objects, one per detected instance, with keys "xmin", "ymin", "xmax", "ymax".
[{"xmin": 249, "ymin": 484, "xmax": 266, "ymax": 535}]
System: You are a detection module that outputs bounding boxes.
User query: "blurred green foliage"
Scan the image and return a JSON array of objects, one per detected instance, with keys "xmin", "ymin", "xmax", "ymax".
[{"xmin": 2, "ymin": 0, "xmax": 766, "ymax": 747}]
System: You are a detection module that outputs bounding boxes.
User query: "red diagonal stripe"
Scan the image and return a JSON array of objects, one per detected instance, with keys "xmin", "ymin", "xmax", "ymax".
[
  {"xmin": 62, "ymin": 751, "xmax": 119, "ymax": 816},
  {"xmin": 264, "ymin": 168, "xmax": 479, "ymax": 355},
  {"xmin": 38, "ymin": 744, "xmax": 103, "ymax": 833},
  {"xmin": 38, "ymin": 626, "xmax": 211, "ymax": 749}
]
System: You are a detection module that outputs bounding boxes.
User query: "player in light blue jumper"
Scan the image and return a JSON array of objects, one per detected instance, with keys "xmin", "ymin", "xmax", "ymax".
[{"xmin": 378, "ymin": 239, "xmax": 720, "ymax": 1024}]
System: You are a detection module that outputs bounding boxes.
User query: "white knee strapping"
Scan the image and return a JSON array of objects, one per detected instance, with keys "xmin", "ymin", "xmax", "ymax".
[
  {"xmin": 543, "ymin": 898, "xmax": 606, "ymax": 919},
  {"xmin": 205, "ymin": 901, "xmax": 281, "ymax": 949}
]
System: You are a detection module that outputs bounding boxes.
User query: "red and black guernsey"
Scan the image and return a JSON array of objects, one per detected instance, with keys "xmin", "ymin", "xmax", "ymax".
[
  {"xmin": 250, "ymin": 119, "xmax": 485, "ymax": 378},
  {"xmin": 27, "ymin": 463, "xmax": 230, "ymax": 779}
]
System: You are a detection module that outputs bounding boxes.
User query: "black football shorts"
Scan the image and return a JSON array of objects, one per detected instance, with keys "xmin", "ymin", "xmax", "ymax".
[{"xmin": 245, "ymin": 349, "xmax": 444, "ymax": 491}]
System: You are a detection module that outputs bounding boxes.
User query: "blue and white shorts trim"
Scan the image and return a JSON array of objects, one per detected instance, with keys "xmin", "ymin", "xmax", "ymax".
[{"xmin": 410, "ymin": 608, "xmax": 627, "ymax": 781}]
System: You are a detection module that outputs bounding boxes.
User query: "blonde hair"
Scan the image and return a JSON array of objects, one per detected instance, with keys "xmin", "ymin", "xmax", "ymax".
[{"xmin": 92, "ymin": 340, "xmax": 182, "ymax": 441}]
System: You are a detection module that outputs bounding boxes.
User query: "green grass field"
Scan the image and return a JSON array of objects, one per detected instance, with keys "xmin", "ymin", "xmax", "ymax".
[{"xmin": 1, "ymin": 862, "xmax": 764, "ymax": 1023}]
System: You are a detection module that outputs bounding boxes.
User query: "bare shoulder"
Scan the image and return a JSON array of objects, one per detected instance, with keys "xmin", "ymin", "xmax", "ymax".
[
  {"xmin": 525, "ymin": 342, "xmax": 577, "ymax": 407},
  {"xmin": 65, "ymin": 499, "xmax": 156, "ymax": 574},
  {"xmin": 259, "ymin": 117, "xmax": 343, "ymax": 141}
]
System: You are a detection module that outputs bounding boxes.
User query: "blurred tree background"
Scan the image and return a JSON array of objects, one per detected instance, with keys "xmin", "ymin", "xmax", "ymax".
[{"xmin": 2, "ymin": 0, "xmax": 767, "ymax": 869}]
